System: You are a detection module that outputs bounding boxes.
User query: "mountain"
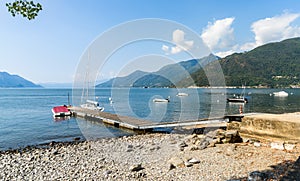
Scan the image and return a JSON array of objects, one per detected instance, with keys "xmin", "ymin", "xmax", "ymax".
[
  {"xmin": 97, "ymin": 38, "xmax": 300, "ymax": 88},
  {"xmin": 97, "ymin": 70, "xmax": 148, "ymax": 87},
  {"xmin": 185, "ymin": 37, "xmax": 300, "ymax": 88},
  {"xmin": 96, "ymin": 54, "xmax": 219, "ymax": 88},
  {"xmin": 132, "ymin": 73, "xmax": 176, "ymax": 88},
  {"xmin": 0, "ymin": 72, "xmax": 42, "ymax": 88}
]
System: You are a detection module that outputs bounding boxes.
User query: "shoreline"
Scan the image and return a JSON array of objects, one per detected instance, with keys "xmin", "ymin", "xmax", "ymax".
[
  {"xmin": 1, "ymin": 111, "xmax": 300, "ymax": 180},
  {"xmin": 1, "ymin": 131, "xmax": 299, "ymax": 180},
  {"xmin": 2, "ymin": 111, "xmax": 299, "ymax": 153},
  {"xmin": 96, "ymin": 86, "xmax": 300, "ymax": 89},
  {"xmin": 2, "ymin": 111, "xmax": 300, "ymax": 152}
]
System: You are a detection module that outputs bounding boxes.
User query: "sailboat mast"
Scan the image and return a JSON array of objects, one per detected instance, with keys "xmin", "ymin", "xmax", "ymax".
[
  {"xmin": 81, "ymin": 51, "xmax": 90, "ymax": 104},
  {"xmin": 68, "ymin": 92, "xmax": 70, "ymax": 106}
]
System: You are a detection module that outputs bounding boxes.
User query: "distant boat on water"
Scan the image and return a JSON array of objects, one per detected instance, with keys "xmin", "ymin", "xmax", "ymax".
[
  {"xmin": 273, "ymin": 91, "xmax": 288, "ymax": 97},
  {"xmin": 227, "ymin": 96, "xmax": 248, "ymax": 103},
  {"xmin": 153, "ymin": 96, "xmax": 170, "ymax": 103},
  {"xmin": 227, "ymin": 86, "xmax": 248, "ymax": 103},
  {"xmin": 176, "ymin": 92, "xmax": 188, "ymax": 96}
]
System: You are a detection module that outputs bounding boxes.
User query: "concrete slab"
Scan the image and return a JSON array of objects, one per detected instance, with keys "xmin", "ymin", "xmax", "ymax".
[{"xmin": 227, "ymin": 112, "xmax": 300, "ymax": 142}]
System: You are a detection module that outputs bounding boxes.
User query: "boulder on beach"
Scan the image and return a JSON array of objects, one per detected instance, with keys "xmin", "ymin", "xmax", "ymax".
[{"xmin": 190, "ymin": 129, "xmax": 243, "ymax": 150}]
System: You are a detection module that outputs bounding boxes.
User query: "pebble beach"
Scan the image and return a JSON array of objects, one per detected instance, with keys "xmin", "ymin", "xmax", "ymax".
[{"xmin": 1, "ymin": 132, "xmax": 299, "ymax": 180}]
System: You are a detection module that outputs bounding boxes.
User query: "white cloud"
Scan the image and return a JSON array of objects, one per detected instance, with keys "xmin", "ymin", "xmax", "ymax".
[
  {"xmin": 241, "ymin": 12, "xmax": 300, "ymax": 51},
  {"xmin": 215, "ymin": 50, "xmax": 236, "ymax": 58},
  {"xmin": 161, "ymin": 45, "xmax": 169, "ymax": 53},
  {"xmin": 201, "ymin": 18, "xmax": 235, "ymax": 51},
  {"xmin": 171, "ymin": 46, "xmax": 182, "ymax": 54},
  {"xmin": 162, "ymin": 29, "xmax": 194, "ymax": 54},
  {"xmin": 172, "ymin": 29, "xmax": 194, "ymax": 51},
  {"xmin": 173, "ymin": 29, "xmax": 184, "ymax": 43},
  {"xmin": 240, "ymin": 42, "xmax": 256, "ymax": 52},
  {"xmin": 163, "ymin": 13, "xmax": 300, "ymax": 57}
]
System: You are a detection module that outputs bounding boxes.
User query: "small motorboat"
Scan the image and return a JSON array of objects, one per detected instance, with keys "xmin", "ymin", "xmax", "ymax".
[
  {"xmin": 81, "ymin": 100, "xmax": 104, "ymax": 111},
  {"xmin": 273, "ymin": 91, "xmax": 288, "ymax": 97},
  {"xmin": 227, "ymin": 96, "xmax": 248, "ymax": 103},
  {"xmin": 176, "ymin": 92, "xmax": 188, "ymax": 96},
  {"xmin": 52, "ymin": 105, "xmax": 72, "ymax": 117},
  {"xmin": 153, "ymin": 96, "xmax": 170, "ymax": 103},
  {"xmin": 227, "ymin": 86, "xmax": 248, "ymax": 103}
]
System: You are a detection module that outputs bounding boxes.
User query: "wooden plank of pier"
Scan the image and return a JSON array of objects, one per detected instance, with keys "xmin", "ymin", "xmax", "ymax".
[
  {"xmin": 71, "ymin": 107, "xmax": 239, "ymax": 131},
  {"xmin": 71, "ymin": 107, "xmax": 155, "ymax": 130}
]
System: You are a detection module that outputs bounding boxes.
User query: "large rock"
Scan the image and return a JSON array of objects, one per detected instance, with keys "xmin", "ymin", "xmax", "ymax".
[
  {"xmin": 224, "ymin": 130, "xmax": 243, "ymax": 143},
  {"xmin": 129, "ymin": 164, "xmax": 144, "ymax": 172},
  {"xmin": 168, "ymin": 157, "xmax": 185, "ymax": 168},
  {"xmin": 188, "ymin": 158, "xmax": 200, "ymax": 164},
  {"xmin": 192, "ymin": 129, "xmax": 243, "ymax": 150},
  {"xmin": 270, "ymin": 142, "xmax": 284, "ymax": 150},
  {"xmin": 284, "ymin": 143, "xmax": 296, "ymax": 151}
]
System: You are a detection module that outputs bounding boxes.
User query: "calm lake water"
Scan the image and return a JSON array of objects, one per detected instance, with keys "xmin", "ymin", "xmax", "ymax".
[{"xmin": 0, "ymin": 88, "xmax": 299, "ymax": 150}]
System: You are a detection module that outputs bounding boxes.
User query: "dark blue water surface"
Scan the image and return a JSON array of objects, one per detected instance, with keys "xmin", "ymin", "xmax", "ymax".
[{"xmin": 0, "ymin": 88, "xmax": 299, "ymax": 150}]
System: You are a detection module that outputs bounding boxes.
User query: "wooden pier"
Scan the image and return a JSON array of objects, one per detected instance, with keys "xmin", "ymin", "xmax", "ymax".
[{"xmin": 71, "ymin": 107, "xmax": 243, "ymax": 132}]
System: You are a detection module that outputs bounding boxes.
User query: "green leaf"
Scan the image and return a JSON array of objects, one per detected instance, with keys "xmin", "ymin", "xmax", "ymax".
[{"xmin": 6, "ymin": 0, "xmax": 42, "ymax": 20}]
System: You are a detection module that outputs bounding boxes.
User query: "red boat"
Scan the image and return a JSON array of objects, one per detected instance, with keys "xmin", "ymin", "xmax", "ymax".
[{"xmin": 52, "ymin": 106, "xmax": 72, "ymax": 117}]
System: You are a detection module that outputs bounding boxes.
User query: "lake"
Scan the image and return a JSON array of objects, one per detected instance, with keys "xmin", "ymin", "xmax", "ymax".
[{"xmin": 0, "ymin": 88, "xmax": 299, "ymax": 150}]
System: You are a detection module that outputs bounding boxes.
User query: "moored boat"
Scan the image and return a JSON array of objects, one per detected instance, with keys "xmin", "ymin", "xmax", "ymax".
[
  {"xmin": 176, "ymin": 92, "xmax": 188, "ymax": 96},
  {"xmin": 227, "ymin": 86, "xmax": 248, "ymax": 103},
  {"xmin": 52, "ymin": 105, "xmax": 72, "ymax": 117},
  {"xmin": 273, "ymin": 91, "xmax": 288, "ymax": 97},
  {"xmin": 153, "ymin": 96, "xmax": 170, "ymax": 103},
  {"xmin": 227, "ymin": 97, "xmax": 248, "ymax": 103},
  {"xmin": 81, "ymin": 100, "xmax": 104, "ymax": 111}
]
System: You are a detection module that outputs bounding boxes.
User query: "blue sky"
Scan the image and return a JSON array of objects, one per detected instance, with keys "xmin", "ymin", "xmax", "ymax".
[{"xmin": 1, "ymin": 0, "xmax": 300, "ymax": 84}]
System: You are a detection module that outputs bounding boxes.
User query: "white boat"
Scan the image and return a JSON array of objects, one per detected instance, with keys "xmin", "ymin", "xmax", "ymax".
[
  {"xmin": 227, "ymin": 86, "xmax": 248, "ymax": 103},
  {"xmin": 81, "ymin": 100, "xmax": 104, "ymax": 111},
  {"xmin": 176, "ymin": 93, "xmax": 188, "ymax": 96},
  {"xmin": 273, "ymin": 91, "xmax": 288, "ymax": 97},
  {"xmin": 153, "ymin": 98, "xmax": 169, "ymax": 102},
  {"xmin": 227, "ymin": 96, "xmax": 248, "ymax": 103},
  {"xmin": 153, "ymin": 96, "xmax": 170, "ymax": 103},
  {"xmin": 109, "ymin": 97, "xmax": 113, "ymax": 104}
]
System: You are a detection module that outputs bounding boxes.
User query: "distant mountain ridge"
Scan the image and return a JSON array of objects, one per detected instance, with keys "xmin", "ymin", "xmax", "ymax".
[
  {"xmin": 96, "ymin": 54, "xmax": 219, "ymax": 88},
  {"xmin": 0, "ymin": 72, "xmax": 41, "ymax": 88},
  {"xmin": 184, "ymin": 37, "xmax": 300, "ymax": 88},
  {"xmin": 97, "ymin": 37, "xmax": 300, "ymax": 88}
]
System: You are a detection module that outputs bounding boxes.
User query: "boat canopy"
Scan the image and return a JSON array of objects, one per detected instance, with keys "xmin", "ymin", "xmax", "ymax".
[{"xmin": 52, "ymin": 106, "xmax": 69, "ymax": 113}]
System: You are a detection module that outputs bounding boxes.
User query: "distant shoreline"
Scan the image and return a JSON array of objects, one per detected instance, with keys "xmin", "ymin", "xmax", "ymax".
[
  {"xmin": 1, "ymin": 86, "xmax": 299, "ymax": 89},
  {"xmin": 95, "ymin": 86, "xmax": 300, "ymax": 89}
]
